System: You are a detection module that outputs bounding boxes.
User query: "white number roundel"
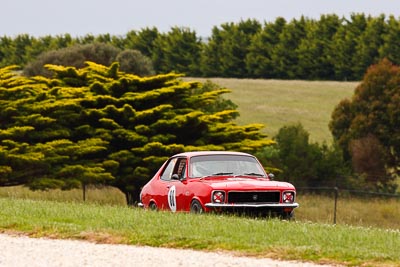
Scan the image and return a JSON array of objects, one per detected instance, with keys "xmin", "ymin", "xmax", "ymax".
[{"xmin": 168, "ymin": 185, "xmax": 177, "ymax": 212}]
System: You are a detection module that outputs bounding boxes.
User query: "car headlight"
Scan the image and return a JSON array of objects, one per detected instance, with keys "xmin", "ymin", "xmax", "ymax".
[
  {"xmin": 282, "ymin": 191, "xmax": 295, "ymax": 203},
  {"xmin": 212, "ymin": 191, "xmax": 225, "ymax": 203}
]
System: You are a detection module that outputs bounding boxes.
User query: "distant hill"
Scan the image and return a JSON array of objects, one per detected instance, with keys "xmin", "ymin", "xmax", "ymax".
[{"xmin": 188, "ymin": 78, "xmax": 358, "ymax": 143}]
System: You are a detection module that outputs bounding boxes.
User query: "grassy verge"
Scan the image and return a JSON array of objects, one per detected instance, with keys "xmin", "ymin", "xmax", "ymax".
[
  {"xmin": 1, "ymin": 198, "xmax": 399, "ymax": 266},
  {"xmin": 0, "ymin": 185, "xmax": 126, "ymax": 205},
  {"xmin": 296, "ymin": 194, "xmax": 400, "ymax": 230}
]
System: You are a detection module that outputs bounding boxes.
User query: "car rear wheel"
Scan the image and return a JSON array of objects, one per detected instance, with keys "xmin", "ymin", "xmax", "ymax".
[
  {"xmin": 149, "ymin": 202, "xmax": 158, "ymax": 211},
  {"xmin": 190, "ymin": 200, "xmax": 204, "ymax": 214}
]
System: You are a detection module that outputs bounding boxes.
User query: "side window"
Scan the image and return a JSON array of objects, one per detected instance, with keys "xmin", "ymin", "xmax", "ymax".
[
  {"xmin": 175, "ymin": 158, "xmax": 187, "ymax": 179},
  {"xmin": 160, "ymin": 158, "xmax": 176, "ymax": 181}
]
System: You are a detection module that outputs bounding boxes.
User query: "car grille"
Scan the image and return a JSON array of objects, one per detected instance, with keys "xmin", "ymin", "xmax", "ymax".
[{"xmin": 228, "ymin": 191, "xmax": 280, "ymax": 203}]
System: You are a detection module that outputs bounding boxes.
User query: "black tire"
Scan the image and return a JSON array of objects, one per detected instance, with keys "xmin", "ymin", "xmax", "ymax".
[
  {"xmin": 280, "ymin": 210, "xmax": 295, "ymax": 220},
  {"xmin": 190, "ymin": 199, "xmax": 204, "ymax": 214},
  {"xmin": 149, "ymin": 202, "xmax": 158, "ymax": 211}
]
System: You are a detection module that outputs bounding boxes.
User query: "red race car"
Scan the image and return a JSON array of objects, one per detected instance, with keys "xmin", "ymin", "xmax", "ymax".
[{"xmin": 139, "ymin": 151, "xmax": 299, "ymax": 219}]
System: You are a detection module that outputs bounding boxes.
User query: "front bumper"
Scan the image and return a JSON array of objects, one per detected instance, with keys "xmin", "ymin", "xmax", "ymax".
[{"xmin": 205, "ymin": 202, "xmax": 299, "ymax": 209}]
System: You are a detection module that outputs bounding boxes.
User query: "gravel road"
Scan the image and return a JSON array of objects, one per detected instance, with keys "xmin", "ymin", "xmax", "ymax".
[{"xmin": 0, "ymin": 233, "xmax": 335, "ymax": 267}]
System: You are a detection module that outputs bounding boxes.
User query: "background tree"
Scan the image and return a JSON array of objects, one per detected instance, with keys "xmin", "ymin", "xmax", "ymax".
[
  {"xmin": 2, "ymin": 14, "xmax": 400, "ymax": 80},
  {"xmin": 330, "ymin": 13, "xmax": 367, "ymax": 80},
  {"xmin": 202, "ymin": 19, "xmax": 261, "ymax": 78},
  {"xmin": 8, "ymin": 34, "xmax": 34, "ymax": 67},
  {"xmin": 23, "ymin": 43, "xmax": 120, "ymax": 77},
  {"xmin": 189, "ymin": 80, "xmax": 238, "ymax": 116},
  {"xmin": 0, "ymin": 63, "xmax": 272, "ymax": 204},
  {"xmin": 103, "ymin": 15, "xmax": 400, "ymax": 79},
  {"xmin": 379, "ymin": 15, "xmax": 400, "ymax": 65},
  {"xmin": 0, "ymin": 65, "xmax": 114, "ymax": 190},
  {"xmin": 124, "ymin": 27, "xmax": 160, "ymax": 57},
  {"xmin": 271, "ymin": 123, "xmax": 347, "ymax": 188},
  {"xmin": 274, "ymin": 123, "xmax": 317, "ymax": 187},
  {"xmin": 270, "ymin": 17, "xmax": 307, "ymax": 79},
  {"xmin": 200, "ymin": 26, "xmax": 224, "ymax": 77},
  {"xmin": 246, "ymin": 17, "xmax": 286, "ymax": 78},
  {"xmin": 23, "ymin": 43, "xmax": 154, "ymax": 77},
  {"xmin": 25, "ymin": 35, "xmax": 61, "ymax": 64},
  {"xmin": 349, "ymin": 134, "xmax": 389, "ymax": 191},
  {"xmin": 330, "ymin": 58, "xmax": 400, "ymax": 192},
  {"xmin": 115, "ymin": 49, "xmax": 155, "ymax": 76},
  {"xmin": 352, "ymin": 15, "xmax": 386, "ymax": 78},
  {"xmin": 0, "ymin": 36, "xmax": 13, "ymax": 66},
  {"xmin": 0, "ymin": 34, "xmax": 75, "ymax": 68},
  {"xmin": 296, "ymin": 14, "xmax": 341, "ymax": 80},
  {"xmin": 152, "ymin": 27, "xmax": 203, "ymax": 76}
]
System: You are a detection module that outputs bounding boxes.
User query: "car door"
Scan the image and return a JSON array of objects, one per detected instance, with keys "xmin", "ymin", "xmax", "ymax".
[{"xmin": 158, "ymin": 157, "xmax": 188, "ymax": 212}]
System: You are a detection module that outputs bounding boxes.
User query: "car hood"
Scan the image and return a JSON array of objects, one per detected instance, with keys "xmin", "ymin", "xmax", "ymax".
[{"xmin": 192, "ymin": 176, "xmax": 295, "ymax": 190}]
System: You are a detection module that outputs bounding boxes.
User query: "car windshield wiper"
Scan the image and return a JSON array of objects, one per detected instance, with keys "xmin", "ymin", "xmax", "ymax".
[
  {"xmin": 199, "ymin": 172, "xmax": 233, "ymax": 179},
  {"xmin": 212, "ymin": 172, "xmax": 233, "ymax": 176},
  {"xmin": 241, "ymin": 173, "xmax": 265, "ymax": 177}
]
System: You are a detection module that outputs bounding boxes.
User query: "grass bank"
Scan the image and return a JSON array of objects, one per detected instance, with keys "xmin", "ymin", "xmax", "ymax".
[{"xmin": 1, "ymin": 198, "xmax": 399, "ymax": 267}]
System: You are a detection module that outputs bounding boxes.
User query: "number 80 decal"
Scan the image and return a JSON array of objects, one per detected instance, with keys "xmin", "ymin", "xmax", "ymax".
[{"xmin": 168, "ymin": 185, "xmax": 177, "ymax": 212}]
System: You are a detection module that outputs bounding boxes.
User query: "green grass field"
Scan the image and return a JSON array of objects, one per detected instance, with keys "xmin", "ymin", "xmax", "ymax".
[
  {"xmin": 188, "ymin": 78, "xmax": 358, "ymax": 143},
  {"xmin": 1, "ymin": 197, "xmax": 399, "ymax": 267},
  {"xmin": 1, "ymin": 185, "xmax": 399, "ymax": 230}
]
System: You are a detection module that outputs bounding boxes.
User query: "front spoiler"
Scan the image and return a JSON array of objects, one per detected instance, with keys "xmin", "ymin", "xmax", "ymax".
[{"xmin": 205, "ymin": 202, "xmax": 299, "ymax": 209}]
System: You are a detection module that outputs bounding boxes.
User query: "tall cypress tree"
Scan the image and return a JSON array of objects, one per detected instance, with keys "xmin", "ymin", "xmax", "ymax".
[
  {"xmin": 246, "ymin": 17, "xmax": 287, "ymax": 78},
  {"xmin": 0, "ymin": 63, "xmax": 272, "ymax": 203}
]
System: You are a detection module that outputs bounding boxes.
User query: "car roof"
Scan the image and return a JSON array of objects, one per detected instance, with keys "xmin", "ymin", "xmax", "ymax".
[{"xmin": 172, "ymin": 151, "xmax": 254, "ymax": 158}]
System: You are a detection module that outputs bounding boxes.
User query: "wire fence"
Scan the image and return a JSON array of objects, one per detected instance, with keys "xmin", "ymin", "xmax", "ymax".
[{"xmin": 296, "ymin": 186, "xmax": 400, "ymax": 224}]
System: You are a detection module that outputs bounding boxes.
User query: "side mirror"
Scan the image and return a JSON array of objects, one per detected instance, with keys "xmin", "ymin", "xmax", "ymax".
[
  {"xmin": 171, "ymin": 174, "xmax": 180, "ymax": 180},
  {"xmin": 268, "ymin": 173, "xmax": 275, "ymax": 180}
]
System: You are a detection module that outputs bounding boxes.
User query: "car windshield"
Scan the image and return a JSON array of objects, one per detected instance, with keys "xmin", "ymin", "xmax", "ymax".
[{"xmin": 190, "ymin": 154, "xmax": 266, "ymax": 178}]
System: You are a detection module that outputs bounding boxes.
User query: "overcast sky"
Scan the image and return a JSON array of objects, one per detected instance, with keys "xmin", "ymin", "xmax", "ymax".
[{"xmin": 2, "ymin": 0, "xmax": 400, "ymax": 38}]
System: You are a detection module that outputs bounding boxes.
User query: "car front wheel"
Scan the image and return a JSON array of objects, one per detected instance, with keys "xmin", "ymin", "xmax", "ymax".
[
  {"xmin": 149, "ymin": 202, "xmax": 158, "ymax": 211},
  {"xmin": 190, "ymin": 200, "xmax": 204, "ymax": 214},
  {"xmin": 280, "ymin": 210, "xmax": 294, "ymax": 220}
]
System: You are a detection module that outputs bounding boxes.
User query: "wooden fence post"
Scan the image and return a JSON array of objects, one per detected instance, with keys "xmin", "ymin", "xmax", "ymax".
[{"xmin": 333, "ymin": 187, "xmax": 338, "ymax": 224}]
